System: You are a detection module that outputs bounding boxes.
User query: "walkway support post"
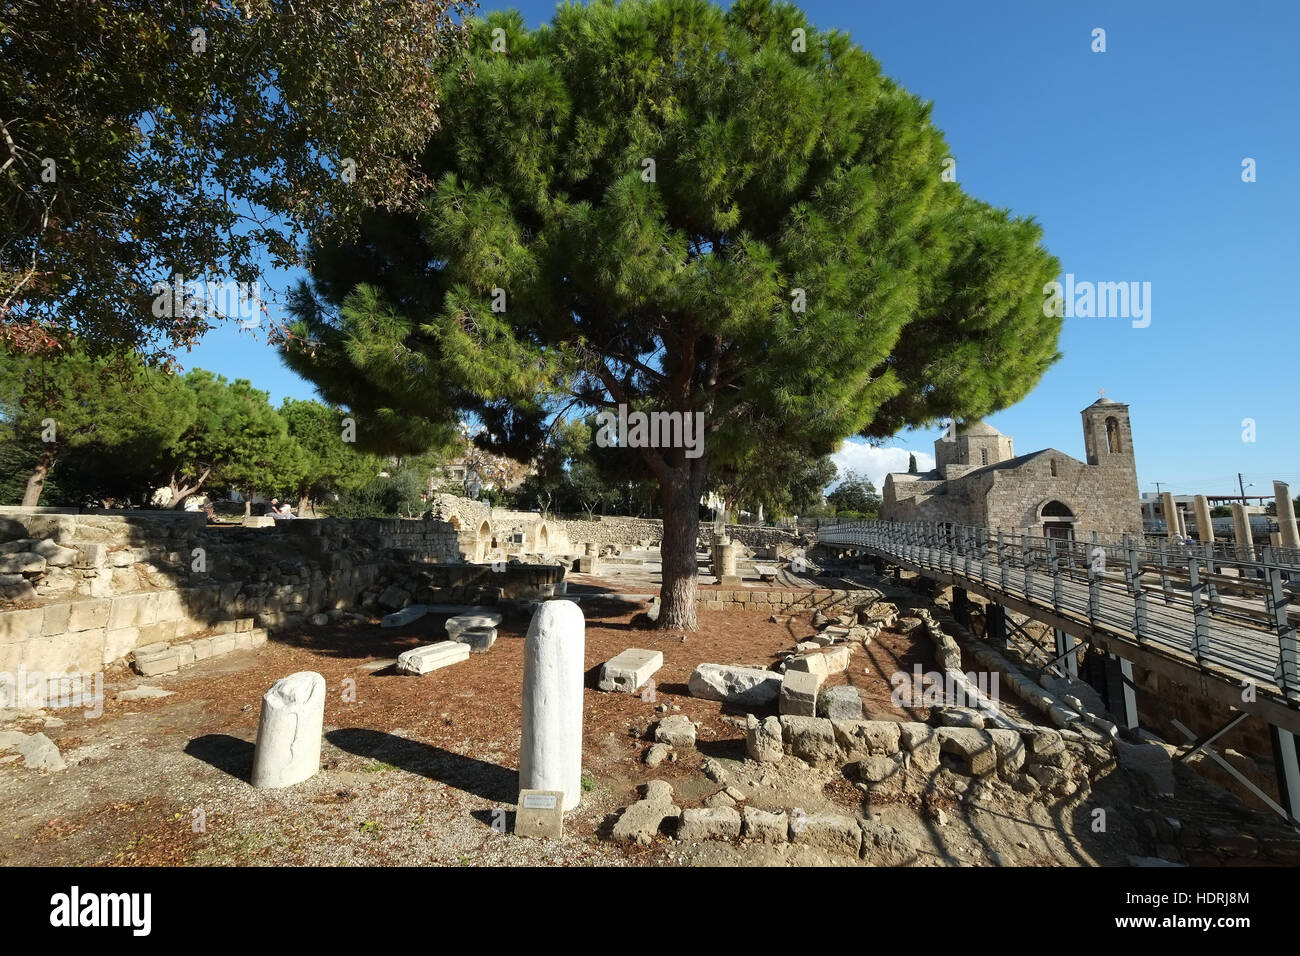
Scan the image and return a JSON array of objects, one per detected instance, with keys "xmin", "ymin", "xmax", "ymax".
[
  {"xmin": 1269, "ymin": 726, "xmax": 1300, "ymax": 826},
  {"xmin": 1266, "ymin": 564, "xmax": 1300, "ymax": 701},
  {"xmin": 1055, "ymin": 627, "xmax": 1079, "ymax": 679},
  {"xmin": 1118, "ymin": 657, "xmax": 1139, "ymax": 729},
  {"xmin": 986, "ymin": 603, "xmax": 1008, "ymax": 651},
  {"xmin": 1189, "ymin": 556, "xmax": 1211, "ymax": 664},
  {"xmin": 952, "ymin": 586, "xmax": 970, "ymax": 629},
  {"xmin": 1102, "ymin": 654, "xmax": 1139, "ymax": 730}
]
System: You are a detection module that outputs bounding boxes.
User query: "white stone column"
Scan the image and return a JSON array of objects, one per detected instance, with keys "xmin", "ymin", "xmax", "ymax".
[
  {"xmin": 717, "ymin": 541, "xmax": 738, "ymax": 582},
  {"xmin": 1161, "ymin": 491, "xmax": 1181, "ymax": 539},
  {"xmin": 1193, "ymin": 494, "xmax": 1214, "ymax": 543},
  {"xmin": 519, "ymin": 600, "xmax": 585, "ymax": 810},
  {"xmin": 1275, "ymin": 481, "xmax": 1300, "ymax": 549},
  {"xmin": 1231, "ymin": 503, "xmax": 1254, "ymax": 561},
  {"xmin": 251, "ymin": 671, "xmax": 326, "ymax": 788}
]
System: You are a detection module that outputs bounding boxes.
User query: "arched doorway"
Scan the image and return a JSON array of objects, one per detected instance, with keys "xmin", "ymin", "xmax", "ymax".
[
  {"xmin": 475, "ymin": 519, "xmax": 493, "ymax": 562},
  {"xmin": 1039, "ymin": 500, "xmax": 1075, "ymax": 541}
]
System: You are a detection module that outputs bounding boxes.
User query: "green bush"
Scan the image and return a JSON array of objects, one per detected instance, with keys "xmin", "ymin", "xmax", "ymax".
[{"xmin": 330, "ymin": 466, "xmax": 428, "ymax": 518}]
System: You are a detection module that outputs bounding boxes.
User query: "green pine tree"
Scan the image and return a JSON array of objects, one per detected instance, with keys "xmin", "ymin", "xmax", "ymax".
[
  {"xmin": 159, "ymin": 371, "xmax": 291, "ymax": 508},
  {"xmin": 0, "ymin": 341, "xmax": 192, "ymax": 505},
  {"xmin": 280, "ymin": 398, "xmax": 387, "ymax": 514},
  {"xmin": 282, "ymin": 0, "xmax": 1062, "ymax": 629}
]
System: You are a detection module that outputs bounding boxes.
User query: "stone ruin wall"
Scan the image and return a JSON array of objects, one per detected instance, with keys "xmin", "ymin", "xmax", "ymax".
[
  {"xmin": 884, "ymin": 454, "xmax": 1143, "ymax": 539},
  {"xmin": 1, "ymin": 496, "xmax": 805, "ymax": 683},
  {"xmin": 980, "ymin": 457, "xmax": 1145, "ymax": 539},
  {"xmin": 0, "ymin": 508, "xmax": 484, "ymax": 678},
  {"xmin": 1131, "ymin": 663, "xmax": 1280, "ymax": 814},
  {"xmin": 695, "ymin": 586, "xmax": 883, "ymax": 614},
  {"xmin": 429, "ymin": 493, "xmax": 799, "ymax": 557}
]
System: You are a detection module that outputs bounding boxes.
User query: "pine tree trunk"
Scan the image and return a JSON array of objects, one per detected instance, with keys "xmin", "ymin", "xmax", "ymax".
[
  {"xmin": 658, "ymin": 466, "xmax": 703, "ymax": 631},
  {"xmin": 168, "ymin": 466, "xmax": 212, "ymax": 509},
  {"xmin": 21, "ymin": 445, "xmax": 57, "ymax": 507}
]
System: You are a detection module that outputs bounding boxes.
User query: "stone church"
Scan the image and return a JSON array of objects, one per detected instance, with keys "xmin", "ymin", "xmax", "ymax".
[{"xmin": 881, "ymin": 397, "xmax": 1143, "ymax": 539}]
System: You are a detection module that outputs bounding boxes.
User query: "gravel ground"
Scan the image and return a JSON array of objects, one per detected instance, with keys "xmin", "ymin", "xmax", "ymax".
[{"xmin": 0, "ymin": 579, "xmax": 1228, "ymax": 868}]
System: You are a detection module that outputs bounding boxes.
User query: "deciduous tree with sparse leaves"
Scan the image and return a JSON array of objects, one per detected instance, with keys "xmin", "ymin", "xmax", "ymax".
[{"xmin": 1, "ymin": 0, "xmax": 474, "ymax": 359}]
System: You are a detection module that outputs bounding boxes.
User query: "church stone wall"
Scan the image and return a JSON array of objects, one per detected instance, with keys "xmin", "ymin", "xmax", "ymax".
[
  {"xmin": 879, "ymin": 399, "xmax": 1143, "ymax": 537},
  {"xmin": 981, "ymin": 454, "xmax": 1142, "ymax": 538}
]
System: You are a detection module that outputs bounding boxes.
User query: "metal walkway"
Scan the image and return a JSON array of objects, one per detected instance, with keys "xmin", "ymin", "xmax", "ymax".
[{"xmin": 815, "ymin": 521, "xmax": 1300, "ymax": 735}]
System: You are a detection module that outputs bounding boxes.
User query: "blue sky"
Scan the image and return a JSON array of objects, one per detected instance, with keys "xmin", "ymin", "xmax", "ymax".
[{"xmin": 178, "ymin": 0, "xmax": 1300, "ymax": 499}]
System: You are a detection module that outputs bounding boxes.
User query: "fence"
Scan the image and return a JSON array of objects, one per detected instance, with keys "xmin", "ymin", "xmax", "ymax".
[{"xmin": 816, "ymin": 519, "xmax": 1300, "ymax": 702}]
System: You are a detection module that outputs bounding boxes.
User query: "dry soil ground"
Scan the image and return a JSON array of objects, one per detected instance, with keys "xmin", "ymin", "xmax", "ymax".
[{"xmin": 0, "ymin": 584, "xmax": 1161, "ymax": 867}]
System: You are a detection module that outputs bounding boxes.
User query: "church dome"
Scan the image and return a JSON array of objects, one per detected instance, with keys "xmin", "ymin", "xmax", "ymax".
[{"xmin": 958, "ymin": 421, "xmax": 1003, "ymax": 437}]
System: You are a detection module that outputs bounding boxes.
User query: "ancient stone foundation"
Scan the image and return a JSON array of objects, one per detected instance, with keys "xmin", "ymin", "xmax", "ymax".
[
  {"xmin": 695, "ymin": 587, "xmax": 883, "ymax": 615},
  {"xmin": 0, "ymin": 508, "xmax": 536, "ymax": 680}
]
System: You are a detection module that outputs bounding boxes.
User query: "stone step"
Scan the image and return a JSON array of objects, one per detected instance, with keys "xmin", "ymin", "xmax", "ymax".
[{"xmin": 131, "ymin": 622, "xmax": 268, "ymax": 676}]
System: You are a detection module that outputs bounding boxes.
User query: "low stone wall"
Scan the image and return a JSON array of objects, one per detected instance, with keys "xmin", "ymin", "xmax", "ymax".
[
  {"xmin": 428, "ymin": 493, "xmax": 799, "ymax": 558},
  {"xmin": 893, "ymin": 572, "xmax": 1297, "ymax": 832},
  {"xmin": 725, "ymin": 526, "xmax": 801, "ymax": 551},
  {"xmin": 0, "ymin": 509, "xmax": 207, "ymax": 603},
  {"xmin": 746, "ymin": 713, "xmax": 1110, "ymax": 806},
  {"xmin": 553, "ymin": 515, "xmax": 663, "ymax": 551},
  {"xmin": 695, "ymin": 587, "xmax": 885, "ymax": 615},
  {"xmin": 0, "ymin": 509, "xmax": 469, "ymax": 676},
  {"xmin": 375, "ymin": 562, "xmax": 567, "ymax": 609}
]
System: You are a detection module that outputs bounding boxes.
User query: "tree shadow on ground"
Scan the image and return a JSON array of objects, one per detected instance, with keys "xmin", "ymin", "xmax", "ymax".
[
  {"xmin": 696, "ymin": 736, "xmax": 749, "ymax": 761},
  {"xmin": 326, "ymin": 727, "xmax": 517, "ymax": 802},
  {"xmin": 271, "ymin": 617, "xmax": 456, "ymax": 660},
  {"xmin": 185, "ymin": 733, "xmax": 254, "ymax": 782}
]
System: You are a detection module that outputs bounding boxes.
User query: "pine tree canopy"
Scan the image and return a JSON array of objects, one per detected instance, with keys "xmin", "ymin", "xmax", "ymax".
[{"xmin": 283, "ymin": 0, "xmax": 1063, "ymax": 628}]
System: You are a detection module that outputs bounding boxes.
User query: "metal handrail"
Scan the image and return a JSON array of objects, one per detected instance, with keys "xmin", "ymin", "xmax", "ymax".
[{"xmin": 814, "ymin": 519, "xmax": 1300, "ymax": 702}]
